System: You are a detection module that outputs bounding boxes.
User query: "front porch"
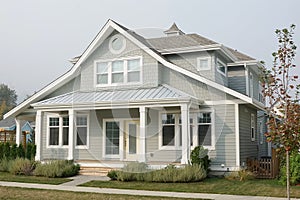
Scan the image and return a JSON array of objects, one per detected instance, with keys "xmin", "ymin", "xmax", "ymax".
[{"xmin": 30, "ymin": 85, "xmax": 202, "ymax": 165}]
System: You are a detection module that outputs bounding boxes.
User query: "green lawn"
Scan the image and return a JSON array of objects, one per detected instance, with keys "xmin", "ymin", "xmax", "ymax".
[
  {"xmin": 0, "ymin": 172, "xmax": 70, "ymax": 185},
  {"xmin": 0, "ymin": 186, "xmax": 204, "ymax": 200},
  {"xmin": 81, "ymin": 177, "xmax": 300, "ymax": 198}
]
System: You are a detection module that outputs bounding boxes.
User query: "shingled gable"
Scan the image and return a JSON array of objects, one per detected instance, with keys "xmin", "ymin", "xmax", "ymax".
[{"xmin": 5, "ymin": 19, "xmax": 262, "ymax": 119}]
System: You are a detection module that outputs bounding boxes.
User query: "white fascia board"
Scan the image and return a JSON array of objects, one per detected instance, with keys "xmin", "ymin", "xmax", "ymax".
[
  {"xmin": 219, "ymin": 45, "xmax": 238, "ymax": 62},
  {"xmin": 159, "ymin": 44, "xmax": 222, "ymax": 55}
]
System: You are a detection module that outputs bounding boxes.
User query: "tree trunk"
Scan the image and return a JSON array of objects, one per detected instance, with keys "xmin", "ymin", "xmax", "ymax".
[{"xmin": 286, "ymin": 150, "xmax": 290, "ymax": 200}]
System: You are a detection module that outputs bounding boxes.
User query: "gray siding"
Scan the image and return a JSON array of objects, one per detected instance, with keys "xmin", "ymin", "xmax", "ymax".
[
  {"xmin": 228, "ymin": 66, "xmax": 246, "ymax": 95},
  {"xmin": 161, "ymin": 67, "xmax": 227, "ymax": 101},
  {"xmin": 239, "ymin": 104, "xmax": 258, "ymax": 165},
  {"xmin": 210, "ymin": 104, "xmax": 236, "ymax": 167},
  {"xmin": 41, "ymin": 112, "xmax": 68, "ymax": 160},
  {"xmin": 79, "ymin": 31, "xmax": 159, "ymax": 91},
  {"xmin": 257, "ymin": 111, "xmax": 269, "ymax": 158}
]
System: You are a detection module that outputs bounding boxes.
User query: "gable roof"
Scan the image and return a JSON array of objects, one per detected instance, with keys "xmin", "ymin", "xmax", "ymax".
[{"xmin": 4, "ymin": 19, "xmax": 263, "ymax": 119}]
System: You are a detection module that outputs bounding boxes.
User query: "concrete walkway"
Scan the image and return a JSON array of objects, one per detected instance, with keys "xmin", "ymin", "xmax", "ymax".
[
  {"xmin": 61, "ymin": 175, "xmax": 110, "ymax": 186},
  {"xmin": 0, "ymin": 178, "xmax": 298, "ymax": 200}
]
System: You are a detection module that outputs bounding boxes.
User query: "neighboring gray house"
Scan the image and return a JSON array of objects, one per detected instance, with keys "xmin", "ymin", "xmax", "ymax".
[{"xmin": 4, "ymin": 20, "xmax": 268, "ymax": 171}]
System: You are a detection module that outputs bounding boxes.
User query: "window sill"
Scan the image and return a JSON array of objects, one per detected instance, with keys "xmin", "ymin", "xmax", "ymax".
[
  {"xmin": 46, "ymin": 146, "xmax": 69, "ymax": 149},
  {"xmin": 159, "ymin": 146, "xmax": 182, "ymax": 151},
  {"xmin": 75, "ymin": 146, "xmax": 89, "ymax": 150},
  {"xmin": 95, "ymin": 82, "xmax": 142, "ymax": 88}
]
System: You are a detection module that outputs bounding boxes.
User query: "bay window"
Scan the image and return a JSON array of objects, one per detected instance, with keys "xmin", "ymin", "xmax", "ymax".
[
  {"xmin": 197, "ymin": 112, "xmax": 212, "ymax": 146},
  {"xmin": 47, "ymin": 115, "xmax": 69, "ymax": 147},
  {"xmin": 76, "ymin": 115, "xmax": 88, "ymax": 146}
]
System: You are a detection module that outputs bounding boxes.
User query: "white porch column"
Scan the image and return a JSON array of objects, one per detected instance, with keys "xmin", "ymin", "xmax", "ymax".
[
  {"xmin": 235, "ymin": 103, "xmax": 240, "ymax": 169},
  {"xmin": 68, "ymin": 109, "xmax": 75, "ymax": 160},
  {"xmin": 181, "ymin": 103, "xmax": 190, "ymax": 164},
  {"xmin": 15, "ymin": 118, "xmax": 22, "ymax": 146},
  {"xmin": 35, "ymin": 110, "xmax": 43, "ymax": 161},
  {"xmin": 139, "ymin": 106, "xmax": 147, "ymax": 162}
]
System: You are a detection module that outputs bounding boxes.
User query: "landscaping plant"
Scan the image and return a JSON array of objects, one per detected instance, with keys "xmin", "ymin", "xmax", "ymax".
[{"xmin": 190, "ymin": 146, "xmax": 210, "ymax": 173}]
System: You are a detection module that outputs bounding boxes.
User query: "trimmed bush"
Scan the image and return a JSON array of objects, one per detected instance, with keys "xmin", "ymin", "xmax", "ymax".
[
  {"xmin": 34, "ymin": 160, "xmax": 80, "ymax": 178},
  {"xmin": 9, "ymin": 158, "xmax": 35, "ymax": 176},
  {"xmin": 25, "ymin": 143, "xmax": 36, "ymax": 160},
  {"xmin": 0, "ymin": 143, "xmax": 4, "ymax": 160},
  {"xmin": 190, "ymin": 146, "xmax": 210, "ymax": 173}
]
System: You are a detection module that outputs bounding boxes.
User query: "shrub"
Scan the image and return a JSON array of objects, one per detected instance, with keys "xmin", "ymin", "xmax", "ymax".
[
  {"xmin": 0, "ymin": 158, "xmax": 12, "ymax": 172},
  {"xmin": 114, "ymin": 164, "xmax": 207, "ymax": 183},
  {"xmin": 34, "ymin": 160, "xmax": 80, "ymax": 178},
  {"xmin": 107, "ymin": 170, "xmax": 118, "ymax": 180},
  {"xmin": 122, "ymin": 162, "xmax": 149, "ymax": 173},
  {"xmin": 3, "ymin": 143, "xmax": 10, "ymax": 159},
  {"xmin": 25, "ymin": 143, "xmax": 36, "ymax": 160},
  {"xmin": 17, "ymin": 144, "xmax": 25, "ymax": 158},
  {"xmin": 10, "ymin": 144, "xmax": 17, "ymax": 160},
  {"xmin": 0, "ymin": 143, "xmax": 4, "ymax": 160},
  {"xmin": 9, "ymin": 158, "xmax": 35, "ymax": 176},
  {"xmin": 279, "ymin": 151, "xmax": 300, "ymax": 185},
  {"xmin": 225, "ymin": 169, "xmax": 255, "ymax": 181},
  {"xmin": 190, "ymin": 146, "xmax": 210, "ymax": 173}
]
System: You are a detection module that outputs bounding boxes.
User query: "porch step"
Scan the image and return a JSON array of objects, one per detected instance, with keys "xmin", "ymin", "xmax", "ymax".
[{"xmin": 79, "ymin": 166, "xmax": 115, "ymax": 176}]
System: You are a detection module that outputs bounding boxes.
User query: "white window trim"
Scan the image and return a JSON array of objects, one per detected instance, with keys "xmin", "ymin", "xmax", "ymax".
[
  {"xmin": 193, "ymin": 109, "xmax": 215, "ymax": 150},
  {"xmin": 259, "ymin": 121, "xmax": 263, "ymax": 145},
  {"xmin": 75, "ymin": 113, "xmax": 89, "ymax": 149},
  {"xmin": 216, "ymin": 59, "xmax": 227, "ymax": 77},
  {"xmin": 46, "ymin": 114, "xmax": 69, "ymax": 149},
  {"xmin": 94, "ymin": 56, "xmax": 143, "ymax": 87},
  {"xmin": 251, "ymin": 113, "xmax": 255, "ymax": 142},
  {"xmin": 108, "ymin": 34, "xmax": 126, "ymax": 54},
  {"xmin": 159, "ymin": 112, "xmax": 182, "ymax": 150},
  {"xmin": 197, "ymin": 57, "xmax": 211, "ymax": 71},
  {"xmin": 102, "ymin": 118, "xmax": 139, "ymax": 159}
]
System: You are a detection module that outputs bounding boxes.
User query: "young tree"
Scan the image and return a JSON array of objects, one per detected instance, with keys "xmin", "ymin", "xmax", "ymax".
[
  {"xmin": 0, "ymin": 83, "xmax": 17, "ymax": 119},
  {"xmin": 261, "ymin": 24, "xmax": 299, "ymax": 200}
]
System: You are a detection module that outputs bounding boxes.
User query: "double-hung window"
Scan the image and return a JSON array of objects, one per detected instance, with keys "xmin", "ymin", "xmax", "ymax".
[
  {"xmin": 48, "ymin": 115, "xmax": 69, "ymax": 147},
  {"xmin": 251, "ymin": 113, "xmax": 255, "ymax": 141},
  {"xmin": 161, "ymin": 114, "xmax": 176, "ymax": 146},
  {"xmin": 76, "ymin": 115, "xmax": 88, "ymax": 147},
  {"xmin": 197, "ymin": 112, "xmax": 212, "ymax": 146},
  {"xmin": 216, "ymin": 59, "xmax": 227, "ymax": 76},
  {"xmin": 95, "ymin": 57, "xmax": 141, "ymax": 86}
]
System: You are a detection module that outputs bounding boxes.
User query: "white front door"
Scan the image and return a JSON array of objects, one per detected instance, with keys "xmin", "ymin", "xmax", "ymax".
[{"xmin": 124, "ymin": 121, "xmax": 139, "ymax": 161}]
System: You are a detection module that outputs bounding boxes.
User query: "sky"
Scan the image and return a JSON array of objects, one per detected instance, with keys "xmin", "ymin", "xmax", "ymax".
[{"xmin": 0, "ymin": 0, "xmax": 300, "ymax": 102}]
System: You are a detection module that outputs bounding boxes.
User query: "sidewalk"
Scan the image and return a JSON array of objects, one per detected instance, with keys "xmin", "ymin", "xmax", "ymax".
[{"xmin": 0, "ymin": 178, "xmax": 298, "ymax": 200}]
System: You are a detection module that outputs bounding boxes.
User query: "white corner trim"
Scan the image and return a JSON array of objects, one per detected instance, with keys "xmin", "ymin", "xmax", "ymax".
[{"xmin": 235, "ymin": 103, "xmax": 240, "ymax": 168}]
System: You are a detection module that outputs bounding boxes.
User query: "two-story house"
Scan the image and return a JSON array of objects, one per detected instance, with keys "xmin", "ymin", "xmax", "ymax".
[{"xmin": 4, "ymin": 20, "xmax": 268, "ymax": 171}]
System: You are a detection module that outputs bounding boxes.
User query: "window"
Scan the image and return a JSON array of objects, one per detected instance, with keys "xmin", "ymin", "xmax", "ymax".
[
  {"xmin": 62, "ymin": 117, "xmax": 69, "ymax": 146},
  {"xmin": 258, "ymin": 81, "xmax": 264, "ymax": 103},
  {"xmin": 259, "ymin": 121, "xmax": 264, "ymax": 144},
  {"xmin": 95, "ymin": 57, "xmax": 141, "ymax": 86},
  {"xmin": 109, "ymin": 34, "xmax": 126, "ymax": 54},
  {"xmin": 197, "ymin": 58, "xmax": 210, "ymax": 71},
  {"xmin": 251, "ymin": 113, "xmax": 255, "ymax": 141},
  {"xmin": 105, "ymin": 121, "xmax": 120, "ymax": 155},
  {"xmin": 127, "ymin": 59, "xmax": 141, "ymax": 82},
  {"xmin": 162, "ymin": 114, "xmax": 175, "ymax": 146},
  {"xmin": 48, "ymin": 115, "xmax": 69, "ymax": 147},
  {"xmin": 49, "ymin": 117, "xmax": 59, "ymax": 146},
  {"xmin": 197, "ymin": 112, "xmax": 212, "ymax": 146},
  {"xmin": 216, "ymin": 59, "xmax": 227, "ymax": 76},
  {"xmin": 96, "ymin": 62, "xmax": 109, "ymax": 84},
  {"xmin": 249, "ymin": 72, "xmax": 254, "ymax": 98},
  {"xmin": 76, "ymin": 115, "xmax": 88, "ymax": 146}
]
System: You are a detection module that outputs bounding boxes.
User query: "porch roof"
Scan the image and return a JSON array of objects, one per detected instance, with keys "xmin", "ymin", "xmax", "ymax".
[{"xmin": 31, "ymin": 85, "xmax": 197, "ymax": 109}]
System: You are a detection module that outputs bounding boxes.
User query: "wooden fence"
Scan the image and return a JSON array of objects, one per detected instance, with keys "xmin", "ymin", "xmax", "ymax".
[
  {"xmin": 0, "ymin": 130, "xmax": 29, "ymax": 148},
  {"xmin": 247, "ymin": 150, "xmax": 280, "ymax": 179}
]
